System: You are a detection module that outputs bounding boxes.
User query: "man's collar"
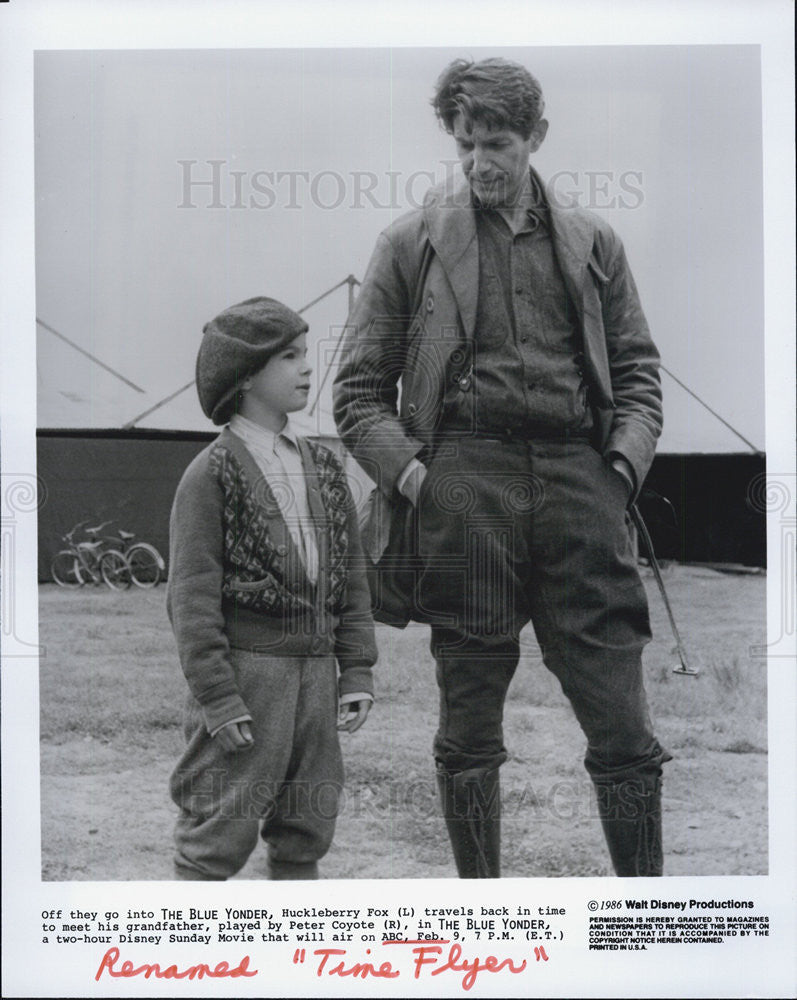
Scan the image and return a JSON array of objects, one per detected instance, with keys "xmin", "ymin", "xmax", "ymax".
[{"xmin": 470, "ymin": 169, "xmax": 548, "ymax": 227}]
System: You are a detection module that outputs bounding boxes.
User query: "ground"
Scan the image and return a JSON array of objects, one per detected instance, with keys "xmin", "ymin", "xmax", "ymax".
[{"xmin": 38, "ymin": 565, "xmax": 767, "ymax": 880}]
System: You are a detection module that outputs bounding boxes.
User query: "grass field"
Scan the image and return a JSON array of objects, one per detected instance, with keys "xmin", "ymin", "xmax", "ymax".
[{"xmin": 39, "ymin": 564, "xmax": 767, "ymax": 880}]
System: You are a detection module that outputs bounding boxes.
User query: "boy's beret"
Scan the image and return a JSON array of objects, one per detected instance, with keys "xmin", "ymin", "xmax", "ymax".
[{"xmin": 196, "ymin": 296, "xmax": 308, "ymax": 425}]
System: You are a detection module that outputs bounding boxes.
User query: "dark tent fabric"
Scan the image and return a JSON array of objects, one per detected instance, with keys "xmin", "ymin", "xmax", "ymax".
[
  {"xmin": 37, "ymin": 430, "xmax": 214, "ymax": 581},
  {"xmin": 36, "ymin": 430, "xmax": 766, "ymax": 581},
  {"xmin": 640, "ymin": 453, "xmax": 766, "ymax": 567}
]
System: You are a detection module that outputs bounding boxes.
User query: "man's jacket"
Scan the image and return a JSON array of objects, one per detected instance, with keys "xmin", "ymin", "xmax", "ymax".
[{"xmin": 333, "ymin": 171, "xmax": 662, "ymax": 567}]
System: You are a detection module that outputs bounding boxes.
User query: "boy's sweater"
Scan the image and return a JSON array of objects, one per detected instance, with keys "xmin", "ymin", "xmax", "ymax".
[{"xmin": 167, "ymin": 427, "xmax": 376, "ymax": 733}]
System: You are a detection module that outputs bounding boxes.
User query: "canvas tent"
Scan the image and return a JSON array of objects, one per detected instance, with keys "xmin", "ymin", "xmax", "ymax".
[{"xmin": 35, "ymin": 277, "xmax": 766, "ymax": 581}]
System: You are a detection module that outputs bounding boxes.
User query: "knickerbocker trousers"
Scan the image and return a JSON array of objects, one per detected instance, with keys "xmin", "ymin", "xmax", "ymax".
[
  {"xmin": 169, "ymin": 649, "xmax": 343, "ymax": 880},
  {"xmin": 415, "ymin": 434, "xmax": 669, "ymax": 804}
]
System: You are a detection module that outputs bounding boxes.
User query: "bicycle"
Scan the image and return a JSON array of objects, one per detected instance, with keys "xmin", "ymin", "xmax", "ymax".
[
  {"xmin": 89, "ymin": 523, "xmax": 165, "ymax": 588},
  {"xmin": 50, "ymin": 522, "xmax": 131, "ymax": 591}
]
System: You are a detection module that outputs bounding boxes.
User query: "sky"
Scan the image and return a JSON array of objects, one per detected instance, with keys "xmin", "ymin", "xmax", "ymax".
[{"xmin": 35, "ymin": 45, "xmax": 765, "ymax": 451}]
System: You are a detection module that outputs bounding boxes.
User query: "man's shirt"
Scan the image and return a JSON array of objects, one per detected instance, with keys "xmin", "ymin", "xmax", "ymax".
[{"xmin": 444, "ymin": 178, "xmax": 592, "ymax": 437}]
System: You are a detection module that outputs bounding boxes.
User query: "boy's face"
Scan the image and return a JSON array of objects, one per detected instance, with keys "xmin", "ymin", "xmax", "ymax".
[{"xmin": 242, "ymin": 333, "xmax": 312, "ymax": 423}]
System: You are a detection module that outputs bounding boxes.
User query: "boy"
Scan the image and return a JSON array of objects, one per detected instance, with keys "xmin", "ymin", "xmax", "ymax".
[{"xmin": 168, "ymin": 296, "xmax": 377, "ymax": 880}]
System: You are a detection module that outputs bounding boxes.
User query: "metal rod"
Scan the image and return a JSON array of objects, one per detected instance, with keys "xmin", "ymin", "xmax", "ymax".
[
  {"xmin": 37, "ymin": 317, "xmax": 146, "ymax": 393},
  {"xmin": 308, "ymin": 275, "xmax": 360, "ymax": 417},
  {"xmin": 630, "ymin": 503, "xmax": 699, "ymax": 676},
  {"xmin": 122, "ymin": 381, "xmax": 195, "ymax": 429},
  {"xmin": 297, "ymin": 275, "xmax": 354, "ymax": 315},
  {"xmin": 660, "ymin": 364, "xmax": 762, "ymax": 455}
]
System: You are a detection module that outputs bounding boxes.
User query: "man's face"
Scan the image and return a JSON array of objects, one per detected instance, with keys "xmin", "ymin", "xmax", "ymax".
[{"xmin": 452, "ymin": 112, "xmax": 546, "ymax": 208}]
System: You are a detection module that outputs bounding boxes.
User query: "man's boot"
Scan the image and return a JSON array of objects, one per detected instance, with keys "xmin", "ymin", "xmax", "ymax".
[
  {"xmin": 436, "ymin": 765, "xmax": 501, "ymax": 878},
  {"xmin": 594, "ymin": 772, "xmax": 664, "ymax": 876}
]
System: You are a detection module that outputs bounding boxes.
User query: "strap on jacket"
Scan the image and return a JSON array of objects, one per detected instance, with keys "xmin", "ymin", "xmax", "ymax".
[{"xmin": 296, "ymin": 437, "xmax": 331, "ymax": 620}]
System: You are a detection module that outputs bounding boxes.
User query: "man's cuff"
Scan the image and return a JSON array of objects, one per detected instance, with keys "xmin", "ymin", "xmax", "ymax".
[
  {"xmin": 397, "ymin": 457, "xmax": 425, "ymax": 498},
  {"xmin": 609, "ymin": 452, "xmax": 636, "ymax": 494}
]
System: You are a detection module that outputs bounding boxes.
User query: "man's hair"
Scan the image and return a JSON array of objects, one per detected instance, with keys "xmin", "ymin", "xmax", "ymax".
[{"xmin": 431, "ymin": 57, "xmax": 545, "ymax": 140}]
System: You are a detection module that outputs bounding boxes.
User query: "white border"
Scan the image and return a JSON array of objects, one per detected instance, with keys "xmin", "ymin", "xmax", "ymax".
[{"xmin": 2, "ymin": 2, "xmax": 794, "ymax": 998}]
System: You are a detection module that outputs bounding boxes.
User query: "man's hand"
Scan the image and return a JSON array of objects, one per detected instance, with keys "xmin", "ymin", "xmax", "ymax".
[
  {"xmin": 213, "ymin": 720, "xmax": 254, "ymax": 753},
  {"xmin": 337, "ymin": 699, "xmax": 372, "ymax": 734}
]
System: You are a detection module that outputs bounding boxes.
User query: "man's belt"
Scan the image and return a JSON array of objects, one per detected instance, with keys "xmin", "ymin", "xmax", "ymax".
[{"xmin": 437, "ymin": 424, "xmax": 593, "ymax": 443}]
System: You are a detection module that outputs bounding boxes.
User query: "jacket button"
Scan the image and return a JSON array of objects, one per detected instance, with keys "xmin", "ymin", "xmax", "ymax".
[
  {"xmin": 425, "ymin": 295, "xmax": 434, "ymax": 312},
  {"xmin": 276, "ymin": 544, "xmax": 288, "ymax": 556}
]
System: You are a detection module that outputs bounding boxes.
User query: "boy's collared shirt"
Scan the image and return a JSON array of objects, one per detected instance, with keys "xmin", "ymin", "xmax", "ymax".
[{"xmin": 229, "ymin": 413, "xmax": 319, "ymax": 584}]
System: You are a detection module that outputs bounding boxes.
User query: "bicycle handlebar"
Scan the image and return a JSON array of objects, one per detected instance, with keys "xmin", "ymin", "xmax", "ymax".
[
  {"xmin": 85, "ymin": 519, "xmax": 114, "ymax": 537},
  {"xmin": 63, "ymin": 520, "xmax": 88, "ymax": 542}
]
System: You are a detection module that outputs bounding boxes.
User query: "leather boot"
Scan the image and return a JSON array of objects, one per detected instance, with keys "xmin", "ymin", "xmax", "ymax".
[
  {"xmin": 436, "ymin": 765, "xmax": 501, "ymax": 878},
  {"xmin": 594, "ymin": 773, "xmax": 664, "ymax": 876}
]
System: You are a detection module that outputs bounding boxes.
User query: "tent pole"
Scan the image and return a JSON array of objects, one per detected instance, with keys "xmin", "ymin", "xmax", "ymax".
[{"xmin": 307, "ymin": 275, "xmax": 359, "ymax": 418}]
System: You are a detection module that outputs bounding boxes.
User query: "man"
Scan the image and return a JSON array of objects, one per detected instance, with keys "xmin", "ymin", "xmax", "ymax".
[{"xmin": 333, "ymin": 57, "xmax": 670, "ymax": 878}]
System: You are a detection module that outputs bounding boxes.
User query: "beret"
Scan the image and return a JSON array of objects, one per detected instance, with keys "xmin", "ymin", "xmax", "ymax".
[{"xmin": 196, "ymin": 296, "xmax": 308, "ymax": 424}]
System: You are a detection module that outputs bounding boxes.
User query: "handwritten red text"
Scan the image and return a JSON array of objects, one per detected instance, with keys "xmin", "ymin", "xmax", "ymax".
[
  {"xmin": 309, "ymin": 940, "xmax": 544, "ymax": 991},
  {"xmin": 95, "ymin": 947, "xmax": 258, "ymax": 981}
]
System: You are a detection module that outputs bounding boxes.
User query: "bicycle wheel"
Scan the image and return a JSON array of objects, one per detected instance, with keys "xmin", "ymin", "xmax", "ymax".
[
  {"xmin": 127, "ymin": 543, "xmax": 163, "ymax": 588},
  {"xmin": 100, "ymin": 550, "xmax": 131, "ymax": 591},
  {"xmin": 76, "ymin": 544, "xmax": 103, "ymax": 585},
  {"xmin": 51, "ymin": 550, "xmax": 83, "ymax": 588}
]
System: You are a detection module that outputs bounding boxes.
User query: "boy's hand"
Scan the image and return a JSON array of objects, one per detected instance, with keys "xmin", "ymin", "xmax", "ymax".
[
  {"xmin": 337, "ymin": 699, "xmax": 372, "ymax": 734},
  {"xmin": 214, "ymin": 720, "xmax": 254, "ymax": 753}
]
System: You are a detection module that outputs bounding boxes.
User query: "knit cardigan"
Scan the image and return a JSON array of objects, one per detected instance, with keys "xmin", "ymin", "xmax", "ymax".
[{"xmin": 167, "ymin": 427, "xmax": 377, "ymax": 733}]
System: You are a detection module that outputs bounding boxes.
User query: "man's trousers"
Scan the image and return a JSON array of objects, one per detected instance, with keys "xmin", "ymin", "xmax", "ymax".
[
  {"xmin": 169, "ymin": 649, "xmax": 343, "ymax": 880},
  {"xmin": 414, "ymin": 434, "xmax": 670, "ymax": 876}
]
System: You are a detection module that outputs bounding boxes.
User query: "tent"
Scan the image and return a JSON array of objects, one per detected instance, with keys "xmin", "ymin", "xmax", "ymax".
[{"xmin": 35, "ymin": 278, "xmax": 766, "ymax": 580}]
